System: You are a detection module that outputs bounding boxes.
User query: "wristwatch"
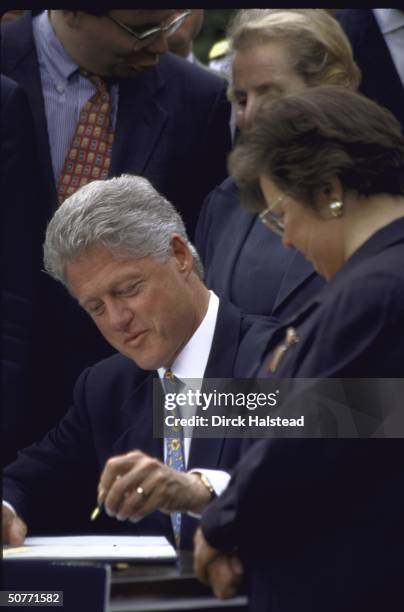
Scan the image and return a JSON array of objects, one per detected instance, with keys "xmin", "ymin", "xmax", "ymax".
[{"xmin": 191, "ymin": 471, "xmax": 215, "ymax": 499}]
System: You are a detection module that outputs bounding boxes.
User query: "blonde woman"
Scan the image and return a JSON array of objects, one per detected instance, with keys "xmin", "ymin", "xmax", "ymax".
[{"xmin": 195, "ymin": 9, "xmax": 359, "ymax": 318}]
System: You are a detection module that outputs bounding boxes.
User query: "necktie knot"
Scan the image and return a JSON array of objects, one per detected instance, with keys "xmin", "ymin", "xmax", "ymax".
[
  {"xmin": 80, "ymin": 70, "xmax": 106, "ymax": 87},
  {"xmin": 91, "ymin": 76, "xmax": 109, "ymax": 98},
  {"xmin": 162, "ymin": 369, "xmax": 184, "ymax": 395},
  {"xmin": 80, "ymin": 70, "xmax": 110, "ymax": 102}
]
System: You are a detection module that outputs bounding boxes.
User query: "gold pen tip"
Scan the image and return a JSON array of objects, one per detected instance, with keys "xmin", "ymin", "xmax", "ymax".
[{"xmin": 90, "ymin": 506, "xmax": 101, "ymax": 521}]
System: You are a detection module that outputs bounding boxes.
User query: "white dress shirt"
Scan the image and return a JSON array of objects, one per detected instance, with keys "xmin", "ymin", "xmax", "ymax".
[
  {"xmin": 158, "ymin": 290, "xmax": 230, "ymax": 496},
  {"xmin": 32, "ymin": 11, "xmax": 119, "ymax": 182}
]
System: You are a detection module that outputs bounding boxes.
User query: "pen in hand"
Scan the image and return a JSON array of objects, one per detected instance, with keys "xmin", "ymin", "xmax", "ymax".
[
  {"xmin": 90, "ymin": 505, "xmax": 102, "ymax": 521},
  {"xmin": 90, "ymin": 486, "xmax": 106, "ymax": 521},
  {"xmin": 91, "ymin": 473, "xmax": 123, "ymax": 521}
]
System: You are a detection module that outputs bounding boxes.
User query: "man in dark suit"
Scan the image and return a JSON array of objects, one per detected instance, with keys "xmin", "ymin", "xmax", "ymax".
[
  {"xmin": 336, "ymin": 9, "xmax": 404, "ymax": 132},
  {"xmin": 3, "ymin": 175, "xmax": 275, "ymax": 550},
  {"xmin": 1, "ymin": 10, "xmax": 231, "ymax": 458},
  {"xmin": 0, "ymin": 76, "xmax": 44, "ymax": 467},
  {"xmin": 1, "ymin": 10, "xmax": 231, "ymax": 236}
]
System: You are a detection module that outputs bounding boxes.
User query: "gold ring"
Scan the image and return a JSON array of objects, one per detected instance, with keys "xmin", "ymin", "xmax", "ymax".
[{"xmin": 136, "ymin": 486, "xmax": 145, "ymax": 496}]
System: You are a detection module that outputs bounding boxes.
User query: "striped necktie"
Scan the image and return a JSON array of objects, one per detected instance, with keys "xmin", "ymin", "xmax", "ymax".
[
  {"xmin": 162, "ymin": 368, "xmax": 185, "ymax": 548},
  {"xmin": 56, "ymin": 73, "xmax": 114, "ymax": 204}
]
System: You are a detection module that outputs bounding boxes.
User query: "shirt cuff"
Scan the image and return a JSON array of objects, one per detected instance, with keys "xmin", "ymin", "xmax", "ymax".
[
  {"xmin": 187, "ymin": 469, "xmax": 230, "ymax": 518},
  {"xmin": 3, "ymin": 501, "xmax": 17, "ymax": 515}
]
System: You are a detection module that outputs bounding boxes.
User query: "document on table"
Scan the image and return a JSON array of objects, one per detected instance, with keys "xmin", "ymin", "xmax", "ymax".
[{"xmin": 3, "ymin": 535, "xmax": 177, "ymax": 562}]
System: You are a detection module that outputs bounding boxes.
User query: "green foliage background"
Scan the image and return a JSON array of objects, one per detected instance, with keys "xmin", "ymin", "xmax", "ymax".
[
  {"xmin": 193, "ymin": 9, "xmax": 338, "ymax": 64},
  {"xmin": 194, "ymin": 9, "xmax": 237, "ymax": 64}
]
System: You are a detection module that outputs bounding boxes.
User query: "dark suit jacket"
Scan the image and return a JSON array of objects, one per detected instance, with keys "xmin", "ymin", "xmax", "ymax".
[
  {"xmin": 1, "ymin": 12, "xmax": 232, "ymax": 458},
  {"xmin": 0, "ymin": 76, "xmax": 44, "ymax": 466},
  {"xmin": 336, "ymin": 9, "xmax": 404, "ymax": 132},
  {"xmin": 3, "ymin": 299, "xmax": 277, "ymax": 550},
  {"xmin": 1, "ymin": 13, "xmax": 231, "ymax": 238},
  {"xmin": 195, "ymin": 177, "xmax": 325, "ymax": 319},
  {"xmin": 201, "ymin": 219, "xmax": 404, "ymax": 610}
]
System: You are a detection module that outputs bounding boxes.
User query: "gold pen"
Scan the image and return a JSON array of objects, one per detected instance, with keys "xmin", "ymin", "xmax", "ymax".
[
  {"xmin": 91, "ymin": 484, "xmax": 107, "ymax": 521},
  {"xmin": 90, "ymin": 505, "xmax": 102, "ymax": 521},
  {"xmin": 91, "ymin": 482, "xmax": 116, "ymax": 520}
]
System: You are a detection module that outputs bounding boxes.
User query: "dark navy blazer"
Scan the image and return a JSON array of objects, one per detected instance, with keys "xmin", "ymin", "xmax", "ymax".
[
  {"xmin": 337, "ymin": 9, "xmax": 404, "ymax": 132},
  {"xmin": 1, "ymin": 13, "xmax": 231, "ymax": 238},
  {"xmin": 195, "ymin": 177, "xmax": 325, "ymax": 319},
  {"xmin": 0, "ymin": 13, "xmax": 232, "ymax": 459},
  {"xmin": 3, "ymin": 299, "xmax": 277, "ymax": 550},
  {"xmin": 0, "ymin": 76, "xmax": 45, "ymax": 466},
  {"xmin": 201, "ymin": 219, "xmax": 404, "ymax": 610}
]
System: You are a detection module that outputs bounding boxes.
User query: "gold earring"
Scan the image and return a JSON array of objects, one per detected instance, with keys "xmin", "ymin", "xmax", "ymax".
[{"xmin": 329, "ymin": 200, "xmax": 344, "ymax": 217}]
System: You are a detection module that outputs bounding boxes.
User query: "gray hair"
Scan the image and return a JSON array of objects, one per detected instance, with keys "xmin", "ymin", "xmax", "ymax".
[
  {"xmin": 226, "ymin": 9, "xmax": 360, "ymax": 95},
  {"xmin": 44, "ymin": 175, "xmax": 204, "ymax": 288}
]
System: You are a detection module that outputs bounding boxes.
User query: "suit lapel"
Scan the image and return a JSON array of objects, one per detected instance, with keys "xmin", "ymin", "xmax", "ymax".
[
  {"xmin": 216, "ymin": 206, "xmax": 257, "ymax": 299},
  {"xmin": 110, "ymin": 66, "xmax": 168, "ymax": 177},
  {"xmin": 364, "ymin": 12, "xmax": 404, "ymax": 106},
  {"xmin": 188, "ymin": 301, "xmax": 241, "ymax": 470},
  {"xmin": 204, "ymin": 300, "xmax": 242, "ymax": 379},
  {"xmin": 112, "ymin": 371, "xmax": 163, "ymax": 461}
]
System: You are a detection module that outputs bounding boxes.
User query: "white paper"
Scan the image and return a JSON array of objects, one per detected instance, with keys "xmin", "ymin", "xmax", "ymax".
[{"xmin": 3, "ymin": 535, "xmax": 177, "ymax": 562}]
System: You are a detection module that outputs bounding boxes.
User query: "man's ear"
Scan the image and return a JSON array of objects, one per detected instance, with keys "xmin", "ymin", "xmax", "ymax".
[{"xmin": 170, "ymin": 234, "xmax": 193, "ymax": 276}]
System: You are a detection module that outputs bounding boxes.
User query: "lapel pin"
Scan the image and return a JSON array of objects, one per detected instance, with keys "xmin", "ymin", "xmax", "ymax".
[{"xmin": 267, "ymin": 326, "xmax": 300, "ymax": 372}]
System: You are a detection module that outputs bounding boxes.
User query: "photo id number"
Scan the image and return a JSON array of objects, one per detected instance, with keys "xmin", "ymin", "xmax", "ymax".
[{"xmin": 0, "ymin": 591, "xmax": 63, "ymax": 607}]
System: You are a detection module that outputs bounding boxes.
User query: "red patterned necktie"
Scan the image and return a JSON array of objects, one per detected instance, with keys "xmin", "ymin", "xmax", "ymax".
[{"xmin": 56, "ymin": 73, "xmax": 114, "ymax": 205}]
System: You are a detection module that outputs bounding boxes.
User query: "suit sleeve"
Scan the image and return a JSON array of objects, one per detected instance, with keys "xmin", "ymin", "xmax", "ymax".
[
  {"xmin": 194, "ymin": 178, "xmax": 238, "ymax": 280},
  {"xmin": 200, "ymin": 438, "xmax": 327, "ymax": 551},
  {"xmin": 183, "ymin": 77, "xmax": 231, "ymax": 239},
  {"xmin": 292, "ymin": 271, "xmax": 404, "ymax": 378},
  {"xmin": 194, "ymin": 185, "xmax": 220, "ymax": 268},
  {"xmin": 1, "ymin": 76, "xmax": 44, "ymax": 466},
  {"xmin": 201, "ymin": 434, "xmax": 404, "ymax": 556},
  {"xmin": 199, "ymin": 81, "xmax": 232, "ymax": 196},
  {"xmin": 3, "ymin": 368, "xmax": 99, "ymax": 529}
]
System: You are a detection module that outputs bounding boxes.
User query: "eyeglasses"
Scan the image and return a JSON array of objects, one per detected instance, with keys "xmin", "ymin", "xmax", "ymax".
[
  {"xmin": 107, "ymin": 10, "xmax": 191, "ymax": 42},
  {"xmin": 259, "ymin": 192, "xmax": 287, "ymax": 236}
]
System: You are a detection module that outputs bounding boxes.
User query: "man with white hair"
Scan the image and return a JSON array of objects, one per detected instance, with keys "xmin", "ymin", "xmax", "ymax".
[
  {"xmin": 3, "ymin": 175, "xmax": 274, "ymax": 550},
  {"xmin": 1, "ymin": 10, "xmax": 231, "ymax": 467}
]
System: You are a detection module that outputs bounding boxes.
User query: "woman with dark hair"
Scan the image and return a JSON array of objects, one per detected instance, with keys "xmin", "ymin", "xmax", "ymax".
[
  {"xmin": 194, "ymin": 87, "xmax": 404, "ymax": 612},
  {"xmin": 229, "ymin": 85, "xmax": 404, "ymax": 377}
]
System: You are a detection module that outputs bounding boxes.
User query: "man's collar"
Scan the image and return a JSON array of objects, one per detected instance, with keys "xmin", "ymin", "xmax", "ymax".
[
  {"xmin": 34, "ymin": 10, "xmax": 79, "ymax": 87},
  {"xmin": 373, "ymin": 9, "xmax": 404, "ymax": 35},
  {"xmin": 158, "ymin": 291, "xmax": 219, "ymax": 384}
]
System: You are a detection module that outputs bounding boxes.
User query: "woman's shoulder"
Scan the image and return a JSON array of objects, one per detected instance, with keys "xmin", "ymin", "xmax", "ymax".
[{"xmin": 326, "ymin": 246, "xmax": 404, "ymax": 313}]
